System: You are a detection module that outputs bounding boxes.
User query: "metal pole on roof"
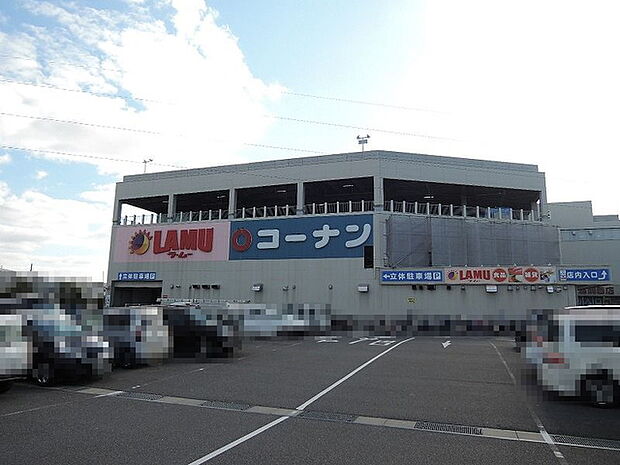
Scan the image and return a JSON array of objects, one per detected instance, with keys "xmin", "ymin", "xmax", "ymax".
[{"xmin": 356, "ymin": 134, "xmax": 370, "ymax": 152}]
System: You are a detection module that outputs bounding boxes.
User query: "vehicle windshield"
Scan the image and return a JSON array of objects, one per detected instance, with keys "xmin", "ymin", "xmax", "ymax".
[{"xmin": 575, "ymin": 324, "xmax": 620, "ymax": 347}]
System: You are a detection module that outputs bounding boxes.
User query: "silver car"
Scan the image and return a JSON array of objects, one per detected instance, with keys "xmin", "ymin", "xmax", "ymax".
[
  {"xmin": 0, "ymin": 314, "xmax": 30, "ymax": 393},
  {"xmin": 531, "ymin": 306, "xmax": 620, "ymax": 407}
]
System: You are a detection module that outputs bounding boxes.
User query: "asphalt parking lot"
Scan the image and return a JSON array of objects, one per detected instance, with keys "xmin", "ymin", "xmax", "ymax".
[{"xmin": 1, "ymin": 336, "xmax": 619, "ymax": 465}]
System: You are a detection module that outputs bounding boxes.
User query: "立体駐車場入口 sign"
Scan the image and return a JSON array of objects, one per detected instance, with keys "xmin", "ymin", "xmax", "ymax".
[
  {"xmin": 229, "ymin": 214, "xmax": 372, "ymax": 260},
  {"xmin": 559, "ymin": 268, "xmax": 611, "ymax": 282},
  {"xmin": 117, "ymin": 272, "xmax": 157, "ymax": 281},
  {"xmin": 381, "ymin": 270, "xmax": 444, "ymax": 284}
]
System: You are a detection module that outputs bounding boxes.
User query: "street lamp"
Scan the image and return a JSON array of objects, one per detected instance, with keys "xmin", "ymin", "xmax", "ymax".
[{"xmin": 356, "ymin": 134, "xmax": 370, "ymax": 152}]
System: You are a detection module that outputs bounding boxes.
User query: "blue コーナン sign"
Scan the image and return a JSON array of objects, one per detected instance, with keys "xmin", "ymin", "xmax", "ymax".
[
  {"xmin": 117, "ymin": 272, "xmax": 157, "ymax": 281},
  {"xmin": 381, "ymin": 270, "xmax": 444, "ymax": 283},
  {"xmin": 558, "ymin": 268, "xmax": 611, "ymax": 282},
  {"xmin": 229, "ymin": 214, "xmax": 372, "ymax": 260}
]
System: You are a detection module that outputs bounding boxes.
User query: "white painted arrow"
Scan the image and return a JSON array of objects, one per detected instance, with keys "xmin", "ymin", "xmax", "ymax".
[{"xmin": 442, "ymin": 340, "xmax": 452, "ymax": 349}]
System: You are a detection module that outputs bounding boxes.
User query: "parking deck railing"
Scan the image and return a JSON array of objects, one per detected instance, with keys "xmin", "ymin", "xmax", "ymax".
[
  {"xmin": 383, "ymin": 200, "xmax": 538, "ymax": 221},
  {"xmin": 120, "ymin": 209, "xmax": 228, "ymax": 226},
  {"xmin": 235, "ymin": 205, "xmax": 297, "ymax": 219},
  {"xmin": 303, "ymin": 200, "xmax": 374, "ymax": 215},
  {"xmin": 119, "ymin": 199, "xmax": 539, "ymax": 225}
]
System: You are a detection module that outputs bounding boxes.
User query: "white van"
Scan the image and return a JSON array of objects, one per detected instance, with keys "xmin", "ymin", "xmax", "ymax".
[
  {"xmin": 0, "ymin": 314, "xmax": 30, "ymax": 393},
  {"xmin": 103, "ymin": 306, "xmax": 170, "ymax": 367},
  {"xmin": 535, "ymin": 306, "xmax": 620, "ymax": 406}
]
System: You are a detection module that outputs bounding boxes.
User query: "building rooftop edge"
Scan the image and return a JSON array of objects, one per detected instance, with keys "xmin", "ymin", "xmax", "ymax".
[{"xmin": 122, "ymin": 150, "xmax": 540, "ymax": 183}]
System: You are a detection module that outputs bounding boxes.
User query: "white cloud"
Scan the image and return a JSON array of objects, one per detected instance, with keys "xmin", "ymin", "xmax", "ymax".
[
  {"xmin": 0, "ymin": 181, "xmax": 110, "ymax": 280},
  {"xmin": 0, "ymin": 1, "xmax": 286, "ymax": 280},
  {"xmin": 35, "ymin": 170, "xmax": 48, "ymax": 179},
  {"xmin": 0, "ymin": 1, "xmax": 282, "ymax": 177},
  {"xmin": 363, "ymin": 0, "xmax": 620, "ymax": 215},
  {"xmin": 0, "ymin": 154, "xmax": 10, "ymax": 165},
  {"xmin": 79, "ymin": 183, "xmax": 115, "ymax": 205}
]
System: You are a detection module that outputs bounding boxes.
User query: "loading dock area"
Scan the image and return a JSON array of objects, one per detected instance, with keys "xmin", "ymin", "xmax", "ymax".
[{"xmin": 111, "ymin": 281, "xmax": 162, "ymax": 307}]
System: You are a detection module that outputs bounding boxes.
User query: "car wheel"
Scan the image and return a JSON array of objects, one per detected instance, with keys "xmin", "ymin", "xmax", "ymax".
[
  {"xmin": 584, "ymin": 376, "xmax": 619, "ymax": 407},
  {"xmin": 33, "ymin": 363, "xmax": 54, "ymax": 387}
]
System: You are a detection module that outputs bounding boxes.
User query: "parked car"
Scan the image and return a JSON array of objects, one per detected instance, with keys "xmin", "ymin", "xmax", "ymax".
[
  {"xmin": 0, "ymin": 314, "xmax": 30, "ymax": 393},
  {"xmin": 226, "ymin": 303, "xmax": 330, "ymax": 337},
  {"xmin": 19, "ymin": 308, "xmax": 112, "ymax": 386},
  {"xmin": 103, "ymin": 306, "xmax": 170, "ymax": 367},
  {"xmin": 528, "ymin": 306, "xmax": 620, "ymax": 407},
  {"xmin": 514, "ymin": 308, "xmax": 556, "ymax": 353},
  {"xmin": 164, "ymin": 304, "xmax": 241, "ymax": 359}
]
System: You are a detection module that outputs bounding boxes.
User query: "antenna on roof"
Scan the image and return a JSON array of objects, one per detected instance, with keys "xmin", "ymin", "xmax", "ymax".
[
  {"xmin": 143, "ymin": 158, "xmax": 153, "ymax": 173},
  {"xmin": 356, "ymin": 134, "xmax": 370, "ymax": 152}
]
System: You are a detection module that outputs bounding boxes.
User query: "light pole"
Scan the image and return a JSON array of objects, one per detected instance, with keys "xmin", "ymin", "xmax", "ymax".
[
  {"xmin": 143, "ymin": 158, "xmax": 153, "ymax": 173},
  {"xmin": 356, "ymin": 134, "xmax": 370, "ymax": 152}
]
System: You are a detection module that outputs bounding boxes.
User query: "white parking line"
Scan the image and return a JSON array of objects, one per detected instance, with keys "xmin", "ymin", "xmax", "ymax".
[
  {"xmin": 186, "ymin": 416, "xmax": 289, "ymax": 465},
  {"xmin": 296, "ymin": 337, "xmax": 414, "ymax": 410},
  {"xmin": 490, "ymin": 342, "xmax": 569, "ymax": 465},
  {"xmin": 94, "ymin": 390, "xmax": 125, "ymax": 398},
  {"xmin": 186, "ymin": 337, "xmax": 415, "ymax": 464}
]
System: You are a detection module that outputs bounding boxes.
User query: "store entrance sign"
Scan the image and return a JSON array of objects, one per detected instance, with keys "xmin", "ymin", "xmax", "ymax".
[{"xmin": 559, "ymin": 268, "xmax": 610, "ymax": 282}]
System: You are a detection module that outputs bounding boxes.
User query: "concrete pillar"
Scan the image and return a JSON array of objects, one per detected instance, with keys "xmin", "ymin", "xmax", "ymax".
[
  {"xmin": 296, "ymin": 182, "xmax": 304, "ymax": 215},
  {"xmin": 167, "ymin": 194, "xmax": 176, "ymax": 222},
  {"xmin": 373, "ymin": 176, "xmax": 384, "ymax": 211},
  {"xmin": 530, "ymin": 200, "xmax": 538, "ymax": 221},
  {"xmin": 228, "ymin": 188, "xmax": 236, "ymax": 218},
  {"xmin": 112, "ymin": 200, "xmax": 123, "ymax": 225},
  {"xmin": 538, "ymin": 178, "xmax": 549, "ymax": 222}
]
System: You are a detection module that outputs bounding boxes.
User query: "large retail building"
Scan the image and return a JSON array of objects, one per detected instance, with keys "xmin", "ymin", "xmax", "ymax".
[{"xmin": 107, "ymin": 150, "xmax": 615, "ymax": 328}]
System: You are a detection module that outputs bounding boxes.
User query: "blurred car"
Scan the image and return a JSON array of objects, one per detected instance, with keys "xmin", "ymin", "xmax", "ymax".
[
  {"xmin": 0, "ymin": 314, "xmax": 30, "ymax": 393},
  {"xmin": 19, "ymin": 308, "xmax": 112, "ymax": 386},
  {"xmin": 103, "ymin": 306, "xmax": 170, "ymax": 367},
  {"xmin": 515, "ymin": 308, "xmax": 556, "ymax": 353},
  {"xmin": 164, "ymin": 304, "xmax": 241, "ymax": 359},
  {"xmin": 226, "ymin": 303, "xmax": 330, "ymax": 337},
  {"xmin": 530, "ymin": 306, "xmax": 620, "ymax": 407}
]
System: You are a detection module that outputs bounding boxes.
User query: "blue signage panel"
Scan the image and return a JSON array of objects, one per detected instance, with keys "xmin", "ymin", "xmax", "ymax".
[
  {"xmin": 381, "ymin": 270, "xmax": 444, "ymax": 283},
  {"xmin": 559, "ymin": 268, "xmax": 610, "ymax": 282},
  {"xmin": 229, "ymin": 214, "xmax": 373, "ymax": 260},
  {"xmin": 117, "ymin": 272, "xmax": 157, "ymax": 281}
]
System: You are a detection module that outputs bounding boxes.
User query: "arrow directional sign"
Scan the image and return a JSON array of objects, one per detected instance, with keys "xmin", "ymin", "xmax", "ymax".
[{"xmin": 442, "ymin": 340, "xmax": 452, "ymax": 349}]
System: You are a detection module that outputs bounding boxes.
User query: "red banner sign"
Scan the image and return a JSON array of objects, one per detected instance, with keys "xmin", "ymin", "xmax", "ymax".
[{"xmin": 444, "ymin": 266, "xmax": 556, "ymax": 284}]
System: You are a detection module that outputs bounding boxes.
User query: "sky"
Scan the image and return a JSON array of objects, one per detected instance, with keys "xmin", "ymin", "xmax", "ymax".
[{"xmin": 0, "ymin": 0, "xmax": 618, "ymax": 280}]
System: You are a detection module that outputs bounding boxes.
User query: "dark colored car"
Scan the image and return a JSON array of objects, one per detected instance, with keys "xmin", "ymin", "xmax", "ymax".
[
  {"xmin": 21, "ymin": 309, "xmax": 112, "ymax": 385},
  {"xmin": 163, "ymin": 303, "xmax": 241, "ymax": 360}
]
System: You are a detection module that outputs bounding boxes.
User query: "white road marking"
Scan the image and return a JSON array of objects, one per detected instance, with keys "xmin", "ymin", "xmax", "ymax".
[
  {"xmin": 186, "ymin": 416, "xmax": 289, "ymax": 465},
  {"xmin": 489, "ymin": 342, "xmax": 569, "ymax": 464},
  {"xmin": 94, "ymin": 390, "xmax": 124, "ymax": 398},
  {"xmin": 296, "ymin": 337, "xmax": 415, "ymax": 410},
  {"xmin": 442, "ymin": 340, "xmax": 452, "ymax": 349},
  {"xmin": 186, "ymin": 337, "xmax": 415, "ymax": 464},
  {"xmin": 349, "ymin": 337, "xmax": 377, "ymax": 344}
]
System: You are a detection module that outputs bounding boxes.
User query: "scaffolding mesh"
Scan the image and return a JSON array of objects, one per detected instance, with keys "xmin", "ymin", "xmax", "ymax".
[{"xmin": 386, "ymin": 216, "xmax": 560, "ymax": 267}]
